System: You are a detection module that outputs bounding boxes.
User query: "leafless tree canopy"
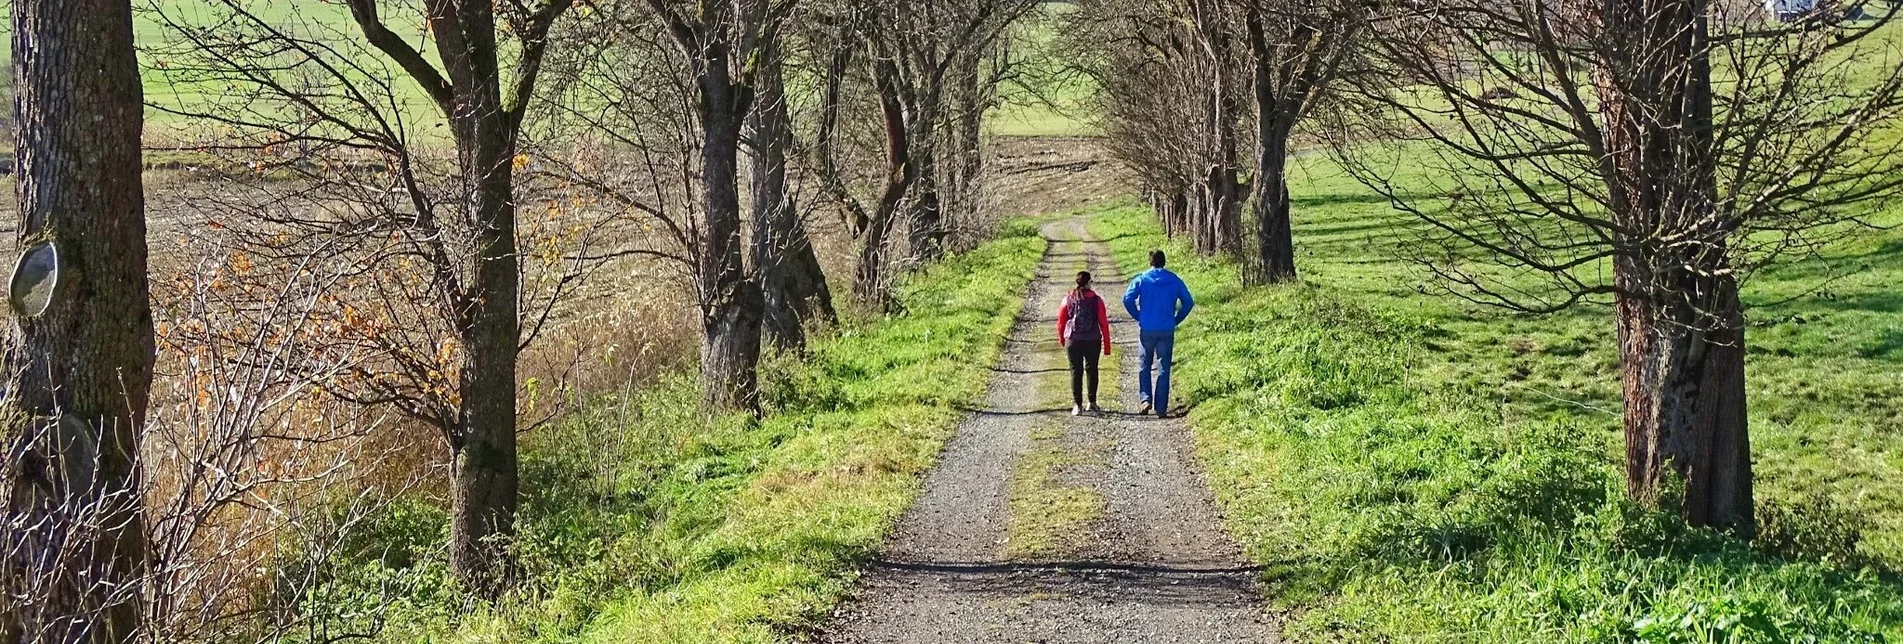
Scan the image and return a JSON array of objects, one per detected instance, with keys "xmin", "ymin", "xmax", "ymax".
[
  {"xmin": 1342, "ymin": 0, "xmax": 1903, "ymax": 316},
  {"xmin": 1070, "ymin": 0, "xmax": 1254, "ymax": 257},
  {"xmin": 1338, "ymin": 0, "xmax": 1903, "ymax": 530}
]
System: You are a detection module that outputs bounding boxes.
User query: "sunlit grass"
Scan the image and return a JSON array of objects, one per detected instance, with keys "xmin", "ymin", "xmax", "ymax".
[{"xmin": 1085, "ymin": 146, "xmax": 1903, "ymax": 639}]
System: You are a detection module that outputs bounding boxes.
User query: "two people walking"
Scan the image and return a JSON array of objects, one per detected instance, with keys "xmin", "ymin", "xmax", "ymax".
[{"xmin": 1056, "ymin": 250, "xmax": 1195, "ymax": 418}]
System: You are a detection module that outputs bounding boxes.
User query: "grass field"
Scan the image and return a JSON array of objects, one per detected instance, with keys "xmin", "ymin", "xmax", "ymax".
[
  {"xmin": 1087, "ymin": 152, "xmax": 1903, "ymax": 641},
  {"xmin": 0, "ymin": 1, "xmax": 444, "ymax": 136},
  {"xmin": 297, "ymin": 219, "xmax": 1046, "ymax": 643}
]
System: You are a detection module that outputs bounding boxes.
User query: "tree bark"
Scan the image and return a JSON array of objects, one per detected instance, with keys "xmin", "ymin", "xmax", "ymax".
[
  {"xmin": 1615, "ymin": 272, "xmax": 1753, "ymax": 532},
  {"xmin": 1250, "ymin": 120, "xmax": 1297, "ymax": 283},
  {"xmin": 2, "ymin": 0, "xmax": 153, "ymax": 640},
  {"xmin": 906, "ymin": 141, "xmax": 946, "ymax": 264},
  {"xmin": 904, "ymin": 79, "xmax": 948, "ymax": 264},
  {"xmin": 1244, "ymin": 5, "xmax": 1307, "ymax": 284},
  {"xmin": 749, "ymin": 50, "xmax": 835, "ymax": 351},
  {"xmin": 1199, "ymin": 164, "xmax": 1246, "ymax": 257},
  {"xmin": 694, "ymin": 38, "xmax": 765, "ymax": 411},
  {"xmin": 1191, "ymin": 0, "xmax": 1247, "ymax": 258},
  {"xmin": 433, "ymin": 0, "xmax": 524, "ymax": 595},
  {"xmin": 1160, "ymin": 188, "xmax": 1189, "ymax": 239},
  {"xmin": 856, "ymin": 58, "xmax": 918, "ymax": 305},
  {"xmin": 944, "ymin": 50, "xmax": 987, "ymax": 250},
  {"xmin": 1599, "ymin": 0, "xmax": 1752, "ymax": 532}
]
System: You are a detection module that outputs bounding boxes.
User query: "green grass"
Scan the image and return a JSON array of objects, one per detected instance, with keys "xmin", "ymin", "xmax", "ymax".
[
  {"xmin": 1270, "ymin": 155, "xmax": 1903, "ymax": 565},
  {"xmin": 0, "ymin": 1, "xmax": 450, "ymax": 137},
  {"xmin": 984, "ymin": 3, "xmax": 1100, "ymax": 137},
  {"xmin": 1086, "ymin": 170, "xmax": 1903, "ymax": 642},
  {"xmin": 297, "ymin": 218, "xmax": 1048, "ymax": 643},
  {"xmin": 1006, "ymin": 421, "xmax": 1108, "ymax": 558}
]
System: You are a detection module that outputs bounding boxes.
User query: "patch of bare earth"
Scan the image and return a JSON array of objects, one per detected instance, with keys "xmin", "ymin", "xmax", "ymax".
[{"xmin": 986, "ymin": 137, "xmax": 1127, "ymax": 217}]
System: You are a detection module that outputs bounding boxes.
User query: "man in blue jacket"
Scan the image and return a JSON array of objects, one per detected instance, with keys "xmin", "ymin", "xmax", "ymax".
[{"xmin": 1123, "ymin": 250, "xmax": 1194, "ymax": 418}]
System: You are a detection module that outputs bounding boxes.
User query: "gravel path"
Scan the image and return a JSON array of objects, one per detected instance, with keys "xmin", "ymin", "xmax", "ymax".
[{"xmin": 821, "ymin": 218, "xmax": 1276, "ymax": 643}]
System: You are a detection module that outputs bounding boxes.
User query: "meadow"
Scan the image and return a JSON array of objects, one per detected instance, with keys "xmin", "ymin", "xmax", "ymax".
[{"xmin": 1087, "ymin": 151, "xmax": 1903, "ymax": 641}]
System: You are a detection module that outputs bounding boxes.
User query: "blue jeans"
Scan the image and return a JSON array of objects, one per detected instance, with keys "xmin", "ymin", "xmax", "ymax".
[{"xmin": 1138, "ymin": 331, "xmax": 1175, "ymax": 416}]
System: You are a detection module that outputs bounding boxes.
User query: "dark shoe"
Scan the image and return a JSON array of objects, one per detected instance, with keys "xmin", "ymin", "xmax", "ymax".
[{"xmin": 1087, "ymin": 402, "xmax": 1103, "ymax": 413}]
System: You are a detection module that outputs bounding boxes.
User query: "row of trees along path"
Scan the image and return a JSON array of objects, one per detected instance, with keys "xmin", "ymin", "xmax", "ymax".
[
  {"xmin": 3, "ymin": 0, "xmax": 1039, "ymax": 638},
  {"xmin": 823, "ymin": 219, "xmax": 1277, "ymax": 643},
  {"xmin": 1079, "ymin": 0, "xmax": 1903, "ymax": 536},
  {"xmin": 9, "ymin": 0, "xmax": 1903, "ymax": 639}
]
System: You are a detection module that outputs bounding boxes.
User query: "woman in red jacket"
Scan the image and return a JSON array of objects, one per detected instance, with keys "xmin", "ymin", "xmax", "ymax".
[{"xmin": 1057, "ymin": 271, "xmax": 1113, "ymax": 415}]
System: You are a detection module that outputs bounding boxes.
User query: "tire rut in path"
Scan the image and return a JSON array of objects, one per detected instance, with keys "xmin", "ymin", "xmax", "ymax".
[{"xmin": 821, "ymin": 218, "xmax": 1277, "ymax": 644}]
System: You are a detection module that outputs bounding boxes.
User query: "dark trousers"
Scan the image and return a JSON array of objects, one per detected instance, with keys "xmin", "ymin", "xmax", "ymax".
[{"xmin": 1066, "ymin": 341, "xmax": 1101, "ymax": 406}]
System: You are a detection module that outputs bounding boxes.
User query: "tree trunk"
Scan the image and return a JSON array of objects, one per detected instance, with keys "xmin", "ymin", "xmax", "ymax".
[
  {"xmin": 906, "ymin": 92, "xmax": 947, "ymax": 264},
  {"xmin": 1615, "ymin": 271, "xmax": 1752, "ymax": 532},
  {"xmin": 1160, "ymin": 188, "xmax": 1189, "ymax": 239},
  {"xmin": 944, "ymin": 51, "xmax": 987, "ymax": 250},
  {"xmin": 438, "ymin": 0, "xmax": 522, "ymax": 596},
  {"xmin": 2, "ymin": 0, "xmax": 153, "ymax": 640},
  {"xmin": 1199, "ymin": 164, "xmax": 1246, "ymax": 257},
  {"xmin": 1599, "ymin": 0, "xmax": 1752, "ymax": 532},
  {"xmin": 1245, "ymin": 6, "xmax": 1300, "ymax": 284},
  {"xmin": 1251, "ymin": 118, "xmax": 1297, "ymax": 283},
  {"xmin": 695, "ymin": 41, "xmax": 764, "ymax": 411},
  {"xmin": 749, "ymin": 52, "xmax": 835, "ymax": 351},
  {"xmin": 1192, "ymin": 0, "xmax": 1248, "ymax": 258},
  {"xmin": 447, "ymin": 165, "xmax": 520, "ymax": 597},
  {"xmin": 907, "ymin": 163, "xmax": 945, "ymax": 264},
  {"xmin": 856, "ymin": 59, "xmax": 917, "ymax": 305}
]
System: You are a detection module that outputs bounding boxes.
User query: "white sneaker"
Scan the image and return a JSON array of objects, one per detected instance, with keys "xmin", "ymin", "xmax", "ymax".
[
  {"xmin": 1071, "ymin": 405, "xmax": 1083, "ymax": 416},
  {"xmin": 1137, "ymin": 399, "xmax": 1153, "ymax": 415}
]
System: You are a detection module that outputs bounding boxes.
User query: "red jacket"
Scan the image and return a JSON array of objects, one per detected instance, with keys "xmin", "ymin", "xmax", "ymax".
[{"xmin": 1057, "ymin": 290, "xmax": 1113, "ymax": 355}]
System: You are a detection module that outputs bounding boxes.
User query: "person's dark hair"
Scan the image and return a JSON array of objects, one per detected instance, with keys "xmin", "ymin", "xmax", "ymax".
[
  {"xmin": 1075, "ymin": 270, "xmax": 1093, "ymax": 292},
  {"xmin": 1150, "ymin": 250, "xmax": 1167, "ymax": 267}
]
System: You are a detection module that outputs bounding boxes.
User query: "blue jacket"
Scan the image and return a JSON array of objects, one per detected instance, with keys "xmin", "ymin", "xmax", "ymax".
[{"xmin": 1123, "ymin": 268, "xmax": 1194, "ymax": 332}]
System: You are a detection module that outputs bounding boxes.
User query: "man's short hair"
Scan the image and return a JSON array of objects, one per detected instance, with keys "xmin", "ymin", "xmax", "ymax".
[{"xmin": 1149, "ymin": 250, "xmax": 1167, "ymax": 268}]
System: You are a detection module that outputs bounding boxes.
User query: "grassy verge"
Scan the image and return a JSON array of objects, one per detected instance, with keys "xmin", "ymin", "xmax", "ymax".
[
  {"xmin": 1087, "ymin": 202, "xmax": 1903, "ymax": 643},
  {"xmin": 311, "ymin": 218, "xmax": 1047, "ymax": 643}
]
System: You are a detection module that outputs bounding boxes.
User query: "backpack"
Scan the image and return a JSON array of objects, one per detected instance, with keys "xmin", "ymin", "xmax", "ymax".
[{"xmin": 1066, "ymin": 292, "xmax": 1103, "ymax": 343}]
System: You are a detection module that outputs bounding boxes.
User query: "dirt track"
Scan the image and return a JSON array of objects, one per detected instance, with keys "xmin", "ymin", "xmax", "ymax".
[{"xmin": 821, "ymin": 217, "xmax": 1276, "ymax": 643}]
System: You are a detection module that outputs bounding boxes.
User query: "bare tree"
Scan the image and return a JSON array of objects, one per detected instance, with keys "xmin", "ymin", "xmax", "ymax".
[
  {"xmin": 146, "ymin": 0, "xmax": 579, "ymax": 593},
  {"xmin": 1188, "ymin": 0, "xmax": 1250, "ymax": 257},
  {"xmin": 0, "ymin": 0, "xmax": 154, "ymax": 641},
  {"xmin": 1070, "ymin": 1, "xmax": 1206, "ymax": 239},
  {"xmin": 1343, "ymin": 0, "xmax": 1903, "ymax": 531},
  {"xmin": 1073, "ymin": 0, "xmax": 1252, "ymax": 257},
  {"xmin": 747, "ymin": 2, "xmax": 837, "ymax": 351},
  {"xmin": 1241, "ymin": 0, "xmax": 1360, "ymax": 283},
  {"xmin": 812, "ymin": 0, "xmax": 1035, "ymax": 302},
  {"xmin": 141, "ymin": 238, "xmax": 418, "ymax": 643},
  {"xmin": 939, "ymin": 8, "xmax": 1047, "ymax": 250},
  {"xmin": 635, "ymin": 0, "xmax": 798, "ymax": 410}
]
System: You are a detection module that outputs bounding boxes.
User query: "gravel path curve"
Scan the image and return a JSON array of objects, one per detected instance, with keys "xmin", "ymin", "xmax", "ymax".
[{"xmin": 820, "ymin": 218, "xmax": 1276, "ymax": 643}]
